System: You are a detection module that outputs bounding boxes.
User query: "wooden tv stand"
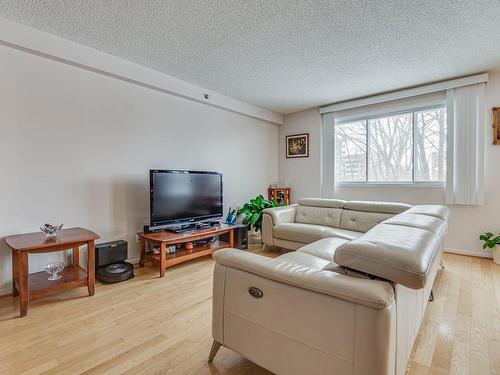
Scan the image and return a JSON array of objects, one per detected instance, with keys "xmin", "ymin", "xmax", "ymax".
[{"xmin": 138, "ymin": 224, "xmax": 235, "ymax": 277}]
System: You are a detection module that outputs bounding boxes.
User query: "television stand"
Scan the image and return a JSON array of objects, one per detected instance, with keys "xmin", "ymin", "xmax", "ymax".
[{"xmin": 138, "ymin": 224, "xmax": 235, "ymax": 277}]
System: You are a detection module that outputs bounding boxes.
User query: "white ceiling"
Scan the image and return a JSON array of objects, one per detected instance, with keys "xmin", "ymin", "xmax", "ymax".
[{"xmin": 1, "ymin": 1, "xmax": 500, "ymax": 114}]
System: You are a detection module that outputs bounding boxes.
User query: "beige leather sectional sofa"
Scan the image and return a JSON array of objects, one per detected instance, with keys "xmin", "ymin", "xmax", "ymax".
[{"xmin": 210, "ymin": 198, "xmax": 449, "ymax": 375}]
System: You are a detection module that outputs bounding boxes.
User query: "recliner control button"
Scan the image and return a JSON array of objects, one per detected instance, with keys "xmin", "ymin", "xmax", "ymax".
[{"xmin": 248, "ymin": 287, "xmax": 263, "ymax": 298}]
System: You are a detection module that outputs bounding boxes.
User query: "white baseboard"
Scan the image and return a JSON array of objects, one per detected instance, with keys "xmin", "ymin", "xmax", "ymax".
[
  {"xmin": 0, "ymin": 286, "xmax": 10, "ymax": 297},
  {"xmin": 127, "ymin": 257, "xmax": 140, "ymax": 265},
  {"xmin": 443, "ymin": 247, "xmax": 493, "ymax": 259}
]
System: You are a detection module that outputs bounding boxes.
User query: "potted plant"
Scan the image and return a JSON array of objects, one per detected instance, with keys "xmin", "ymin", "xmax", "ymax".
[
  {"xmin": 237, "ymin": 194, "xmax": 280, "ymax": 232},
  {"xmin": 479, "ymin": 232, "xmax": 500, "ymax": 265}
]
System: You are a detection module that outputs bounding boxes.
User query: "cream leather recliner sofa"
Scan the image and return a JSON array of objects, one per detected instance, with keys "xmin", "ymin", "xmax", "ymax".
[
  {"xmin": 209, "ymin": 198, "xmax": 449, "ymax": 375},
  {"xmin": 261, "ymin": 198, "xmax": 412, "ymax": 250}
]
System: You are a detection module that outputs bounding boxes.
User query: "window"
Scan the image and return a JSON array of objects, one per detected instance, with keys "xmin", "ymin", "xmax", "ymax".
[{"xmin": 334, "ymin": 106, "xmax": 446, "ymax": 184}]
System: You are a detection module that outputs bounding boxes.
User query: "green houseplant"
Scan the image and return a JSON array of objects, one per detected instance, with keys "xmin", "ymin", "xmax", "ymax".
[
  {"xmin": 237, "ymin": 194, "xmax": 280, "ymax": 232},
  {"xmin": 479, "ymin": 232, "xmax": 500, "ymax": 265}
]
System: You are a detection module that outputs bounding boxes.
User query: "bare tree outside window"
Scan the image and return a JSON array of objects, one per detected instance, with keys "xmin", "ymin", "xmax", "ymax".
[
  {"xmin": 335, "ymin": 121, "xmax": 366, "ymax": 181},
  {"xmin": 414, "ymin": 108, "xmax": 447, "ymax": 182},
  {"xmin": 368, "ymin": 113, "xmax": 413, "ymax": 181},
  {"xmin": 334, "ymin": 106, "xmax": 446, "ymax": 183}
]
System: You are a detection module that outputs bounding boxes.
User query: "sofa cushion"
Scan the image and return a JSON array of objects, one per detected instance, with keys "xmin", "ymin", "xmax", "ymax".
[
  {"xmin": 277, "ymin": 252, "xmax": 336, "ymax": 271},
  {"xmin": 273, "ymin": 238, "xmax": 306, "ymax": 251},
  {"xmin": 278, "ymin": 251, "xmax": 349, "ymax": 275},
  {"xmin": 273, "ymin": 223, "xmax": 362, "ymax": 244},
  {"xmin": 339, "ymin": 210, "xmax": 394, "ymax": 233},
  {"xmin": 295, "ymin": 205, "xmax": 342, "ymax": 228},
  {"xmin": 295, "ymin": 238, "xmax": 374, "ymax": 277},
  {"xmin": 383, "ymin": 212, "xmax": 447, "ymax": 235},
  {"xmin": 334, "ymin": 222, "xmax": 441, "ymax": 289},
  {"xmin": 297, "ymin": 237, "xmax": 349, "ymax": 261},
  {"xmin": 296, "ymin": 238, "xmax": 349, "ymax": 274},
  {"xmin": 343, "ymin": 201, "xmax": 411, "ymax": 214},
  {"xmin": 405, "ymin": 205, "xmax": 450, "ymax": 221}
]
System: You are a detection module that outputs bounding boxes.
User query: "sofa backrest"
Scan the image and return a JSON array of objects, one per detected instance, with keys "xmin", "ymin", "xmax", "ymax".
[
  {"xmin": 338, "ymin": 201, "xmax": 411, "ymax": 233},
  {"xmin": 295, "ymin": 198, "xmax": 345, "ymax": 228},
  {"xmin": 295, "ymin": 198, "xmax": 411, "ymax": 232}
]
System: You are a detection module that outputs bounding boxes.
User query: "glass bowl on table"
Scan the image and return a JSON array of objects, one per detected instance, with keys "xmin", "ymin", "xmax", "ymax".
[{"xmin": 44, "ymin": 262, "xmax": 65, "ymax": 281}]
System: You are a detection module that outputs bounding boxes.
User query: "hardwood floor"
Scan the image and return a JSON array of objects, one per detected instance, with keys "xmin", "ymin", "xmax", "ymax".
[
  {"xmin": 407, "ymin": 253, "xmax": 500, "ymax": 375},
  {"xmin": 0, "ymin": 250, "xmax": 498, "ymax": 375}
]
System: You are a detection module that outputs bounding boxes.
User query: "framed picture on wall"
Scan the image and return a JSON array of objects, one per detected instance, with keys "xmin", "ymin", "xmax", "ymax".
[
  {"xmin": 493, "ymin": 107, "xmax": 500, "ymax": 145},
  {"xmin": 286, "ymin": 133, "xmax": 309, "ymax": 158}
]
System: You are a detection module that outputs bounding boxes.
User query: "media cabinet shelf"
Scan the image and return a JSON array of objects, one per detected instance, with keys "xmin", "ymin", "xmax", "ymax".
[
  {"xmin": 143, "ymin": 240, "xmax": 231, "ymax": 268},
  {"xmin": 138, "ymin": 224, "xmax": 235, "ymax": 277}
]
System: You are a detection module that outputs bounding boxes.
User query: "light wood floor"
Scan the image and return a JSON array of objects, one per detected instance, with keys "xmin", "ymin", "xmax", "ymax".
[
  {"xmin": 0, "ymin": 250, "xmax": 499, "ymax": 375},
  {"xmin": 407, "ymin": 253, "xmax": 500, "ymax": 375}
]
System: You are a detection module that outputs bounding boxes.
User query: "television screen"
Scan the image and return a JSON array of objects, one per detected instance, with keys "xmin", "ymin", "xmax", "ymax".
[{"xmin": 150, "ymin": 170, "xmax": 223, "ymax": 228}]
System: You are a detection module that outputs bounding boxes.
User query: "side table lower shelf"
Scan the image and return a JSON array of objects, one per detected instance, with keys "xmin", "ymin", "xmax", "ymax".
[{"xmin": 25, "ymin": 265, "xmax": 88, "ymax": 300}]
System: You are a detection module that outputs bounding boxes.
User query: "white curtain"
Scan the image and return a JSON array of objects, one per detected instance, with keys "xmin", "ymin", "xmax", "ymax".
[
  {"xmin": 321, "ymin": 112, "xmax": 335, "ymax": 198},
  {"xmin": 446, "ymin": 83, "xmax": 485, "ymax": 205}
]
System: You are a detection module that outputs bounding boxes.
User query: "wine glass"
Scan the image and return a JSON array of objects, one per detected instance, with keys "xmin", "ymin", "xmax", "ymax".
[{"xmin": 44, "ymin": 262, "xmax": 65, "ymax": 281}]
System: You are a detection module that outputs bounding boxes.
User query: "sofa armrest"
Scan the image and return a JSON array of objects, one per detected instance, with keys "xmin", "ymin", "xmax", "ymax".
[
  {"xmin": 261, "ymin": 205, "xmax": 297, "ymax": 246},
  {"xmin": 262, "ymin": 204, "xmax": 297, "ymax": 225},
  {"xmin": 213, "ymin": 248, "xmax": 394, "ymax": 309}
]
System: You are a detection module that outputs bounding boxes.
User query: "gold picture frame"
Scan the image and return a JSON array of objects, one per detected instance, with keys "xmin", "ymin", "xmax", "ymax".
[{"xmin": 493, "ymin": 107, "xmax": 500, "ymax": 145}]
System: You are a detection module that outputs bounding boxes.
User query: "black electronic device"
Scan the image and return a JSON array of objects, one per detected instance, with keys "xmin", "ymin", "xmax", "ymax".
[
  {"xmin": 220, "ymin": 225, "xmax": 248, "ymax": 249},
  {"xmin": 95, "ymin": 240, "xmax": 134, "ymax": 283},
  {"xmin": 149, "ymin": 170, "xmax": 223, "ymax": 232},
  {"xmin": 196, "ymin": 222, "xmax": 211, "ymax": 229}
]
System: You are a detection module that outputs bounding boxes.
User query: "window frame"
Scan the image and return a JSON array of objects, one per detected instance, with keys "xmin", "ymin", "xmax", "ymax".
[{"xmin": 334, "ymin": 103, "xmax": 447, "ymax": 188}]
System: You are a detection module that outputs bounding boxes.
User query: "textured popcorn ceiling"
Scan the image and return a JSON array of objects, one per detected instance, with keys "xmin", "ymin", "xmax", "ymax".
[{"xmin": 1, "ymin": 1, "xmax": 500, "ymax": 114}]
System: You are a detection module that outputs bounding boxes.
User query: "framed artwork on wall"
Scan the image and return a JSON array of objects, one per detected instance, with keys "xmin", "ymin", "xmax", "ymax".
[
  {"xmin": 493, "ymin": 107, "xmax": 500, "ymax": 145},
  {"xmin": 286, "ymin": 133, "xmax": 309, "ymax": 158}
]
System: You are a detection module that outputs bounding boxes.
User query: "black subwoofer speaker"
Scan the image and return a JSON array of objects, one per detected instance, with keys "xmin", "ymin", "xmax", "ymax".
[
  {"xmin": 95, "ymin": 240, "xmax": 134, "ymax": 283},
  {"xmin": 220, "ymin": 225, "xmax": 248, "ymax": 249}
]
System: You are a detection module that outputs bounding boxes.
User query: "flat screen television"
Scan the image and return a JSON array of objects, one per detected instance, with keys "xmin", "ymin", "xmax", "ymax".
[{"xmin": 149, "ymin": 170, "xmax": 223, "ymax": 229}]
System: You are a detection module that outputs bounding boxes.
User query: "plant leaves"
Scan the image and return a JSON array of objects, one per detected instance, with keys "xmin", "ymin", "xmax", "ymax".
[
  {"xmin": 479, "ymin": 232, "xmax": 500, "ymax": 250},
  {"xmin": 250, "ymin": 212, "xmax": 259, "ymax": 226},
  {"xmin": 235, "ymin": 194, "xmax": 284, "ymax": 232}
]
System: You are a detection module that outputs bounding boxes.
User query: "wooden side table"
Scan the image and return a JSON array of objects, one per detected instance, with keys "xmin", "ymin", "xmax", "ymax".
[
  {"xmin": 5, "ymin": 227, "xmax": 100, "ymax": 317},
  {"xmin": 138, "ymin": 224, "xmax": 235, "ymax": 278}
]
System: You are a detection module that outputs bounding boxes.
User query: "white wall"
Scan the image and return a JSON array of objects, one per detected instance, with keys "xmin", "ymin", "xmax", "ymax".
[
  {"xmin": 0, "ymin": 43, "xmax": 279, "ymax": 294},
  {"xmin": 279, "ymin": 72, "xmax": 500, "ymax": 258},
  {"xmin": 278, "ymin": 109, "xmax": 322, "ymax": 199}
]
